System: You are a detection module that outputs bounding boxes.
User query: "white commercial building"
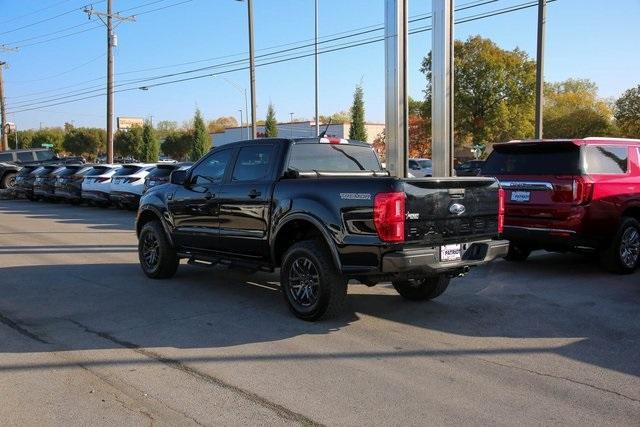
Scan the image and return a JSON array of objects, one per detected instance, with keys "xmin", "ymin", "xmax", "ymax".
[{"xmin": 210, "ymin": 121, "xmax": 385, "ymax": 147}]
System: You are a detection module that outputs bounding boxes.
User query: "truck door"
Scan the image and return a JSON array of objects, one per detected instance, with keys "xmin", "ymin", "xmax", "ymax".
[
  {"xmin": 168, "ymin": 149, "xmax": 233, "ymax": 251},
  {"xmin": 216, "ymin": 144, "xmax": 275, "ymax": 259}
]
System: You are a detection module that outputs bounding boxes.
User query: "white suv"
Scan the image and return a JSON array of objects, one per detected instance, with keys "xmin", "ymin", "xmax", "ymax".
[
  {"xmin": 109, "ymin": 164, "xmax": 156, "ymax": 208},
  {"xmin": 408, "ymin": 158, "xmax": 433, "ymax": 177},
  {"xmin": 81, "ymin": 164, "xmax": 122, "ymax": 206}
]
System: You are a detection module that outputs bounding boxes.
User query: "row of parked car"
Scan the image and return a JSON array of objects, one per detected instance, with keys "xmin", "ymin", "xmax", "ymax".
[
  {"xmin": 3, "ymin": 136, "xmax": 640, "ymax": 278},
  {"xmin": 13, "ymin": 161, "xmax": 192, "ymax": 209}
]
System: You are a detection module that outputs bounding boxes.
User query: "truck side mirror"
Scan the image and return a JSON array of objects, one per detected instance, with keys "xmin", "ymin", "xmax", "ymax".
[{"xmin": 170, "ymin": 169, "xmax": 187, "ymax": 185}]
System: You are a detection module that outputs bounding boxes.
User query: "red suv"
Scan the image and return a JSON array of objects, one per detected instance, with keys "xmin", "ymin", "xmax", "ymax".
[{"xmin": 483, "ymin": 138, "xmax": 640, "ymax": 273}]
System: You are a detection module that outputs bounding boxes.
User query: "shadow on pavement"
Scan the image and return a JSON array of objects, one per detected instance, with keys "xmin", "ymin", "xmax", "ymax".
[
  {"xmin": 0, "ymin": 200, "xmax": 134, "ymax": 232},
  {"xmin": 0, "ymin": 252, "xmax": 638, "ymax": 377}
]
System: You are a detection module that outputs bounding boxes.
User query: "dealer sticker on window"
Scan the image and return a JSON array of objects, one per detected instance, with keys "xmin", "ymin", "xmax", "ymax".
[{"xmin": 440, "ymin": 244, "xmax": 462, "ymax": 262}]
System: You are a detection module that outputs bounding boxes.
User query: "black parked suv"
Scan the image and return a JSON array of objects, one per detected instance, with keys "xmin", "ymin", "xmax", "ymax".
[
  {"xmin": 15, "ymin": 164, "xmax": 60, "ymax": 200},
  {"xmin": 55, "ymin": 165, "xmax": 94, "ymax": 203},
  {"xmin": 136, "ymin": 137, "xmax": 508, "ymax": 320}
]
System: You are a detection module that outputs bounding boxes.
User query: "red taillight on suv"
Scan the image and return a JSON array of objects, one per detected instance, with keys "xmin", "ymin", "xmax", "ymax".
[
  {"xmin": 573, "ymin": 176, "xmax": 594, "ymax": 205},
  {"xmin": 498, "ymin": 188, "xmax": 505, "ymax": 234},
  {"xmin": 374, "ymin": 192, "xmax": 405, "ymax": 242}
]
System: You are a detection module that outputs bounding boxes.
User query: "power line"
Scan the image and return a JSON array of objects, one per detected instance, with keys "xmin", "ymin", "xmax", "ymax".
[
  {"xmin": 5, "ymin": 0, "xmax": 197, "ymax": 49},
  {"xmin": 0, "ymin": 1, "xmax": 105, "ymax": 36},
  {"xmin": 7, "ymin": 54, "xmax": 106, "ymax": 84},
  {"xmin": 4, "ymin": 21, "xmax": 98, "ymax": 47},
  {"xmin": 8, "ymin": 0, "xmax": 547, "ymax": 113},
  {"xmin": 7, "ymin": 0, "xmax": 553, "ymax": 114},
  {"xmin": 0, "ymin": 0, "xmax": 77, "ymax": 24},
  {"xmin": 6, "ymin": 0, "xmax": 491, "ymax": 98},
  {"xmin": 8, "ymin": 0, "xmax": 495, "ymax": 107}
]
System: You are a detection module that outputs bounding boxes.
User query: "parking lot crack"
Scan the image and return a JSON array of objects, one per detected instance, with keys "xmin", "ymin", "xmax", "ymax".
[
  {"xmin": 477, "ymin": 357, "xmax": 640, "ymax": 404},
  {"xmin": 0, "ymin": 311, "xmax": 49, "ymax": 344},
  {"xmin": 68, "ymin": 319, "xmax": 323, "ymax": 426}
]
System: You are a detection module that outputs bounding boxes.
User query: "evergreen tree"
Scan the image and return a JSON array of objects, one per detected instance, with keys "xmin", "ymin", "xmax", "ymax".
[
  {"xmin": 114, "ymin": 126, "xmax": 144, "ymax": 159},
  {"xmin": 142, "ymin": 121, "xmax": 159, "ymax": 162},
  {"xmin": 264, "ymin": 103, "xmax": 278, "ymax": 137},
  {"xmin": 349, "ymin": 84, "xmax": 367, "ymax": 141},
  {"xmin": 190, "ymin": 109, "xmax": 209, "ymax": 161}
]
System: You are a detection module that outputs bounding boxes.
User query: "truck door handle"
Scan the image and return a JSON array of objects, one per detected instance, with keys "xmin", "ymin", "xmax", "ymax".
[
  {"xmin": 248, "ymin": 189, "xmax": 261, "ymax": 198},
  {"xmin": 205, "ymin": 192, "xmax": 214, "ymax": 200}
]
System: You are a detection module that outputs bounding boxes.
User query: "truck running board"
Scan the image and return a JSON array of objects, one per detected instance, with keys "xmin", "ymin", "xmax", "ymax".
[{"xmin": 181, "ymin": 253, "xmax": 274, "ymax": 273}]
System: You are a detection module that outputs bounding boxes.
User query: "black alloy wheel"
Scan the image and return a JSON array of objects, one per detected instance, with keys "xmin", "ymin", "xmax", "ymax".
[
  {"xmin": 281, "ymin": 240, "xmax": 347, "ymax": 321},
  {"xmin": 138, "ymin": 221, "xmax": 179, "ymax": 279}
]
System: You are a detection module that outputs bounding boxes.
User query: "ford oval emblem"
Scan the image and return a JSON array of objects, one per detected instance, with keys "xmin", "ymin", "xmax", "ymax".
[{"xmin": 449, "ymin": 203, "xmax": 466, "ymax": 216}]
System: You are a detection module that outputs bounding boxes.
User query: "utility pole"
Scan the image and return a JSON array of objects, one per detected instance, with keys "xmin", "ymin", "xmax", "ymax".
[
  {"xmin": 534, "ymin": 0, "xmax": 546, "ymax": 139},
  {"xmin": 237, "ymin": 0, "xmax": 257, "ymax": 138},
  {"xmin": 314, "ymin": 0, "xmax": 320, "ymax": 136},
  {"xmin": 0, "ymin": 62, "xmax": 7, "ymax": 151},
  {"xmin": 84, "ymin": 1, "xmax": 135, "ymax": 164},
  {"xmin": 247, "ymin": 0, "xmax": 257, "ymax": 139}
]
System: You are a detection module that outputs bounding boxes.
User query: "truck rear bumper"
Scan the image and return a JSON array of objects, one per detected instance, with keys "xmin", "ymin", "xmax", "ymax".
[{"xmin": 381, "ymin": 239, "xmax": 509, "ymax": 274}]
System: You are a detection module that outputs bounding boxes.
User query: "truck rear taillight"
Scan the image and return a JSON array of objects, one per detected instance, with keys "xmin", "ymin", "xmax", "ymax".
[
  {"xmin": 498, "ymin": 188, "xmax": 505, "ymax": 234},
  {"xmin": 374, "ymin": 192, "xmax": 405, "ymax": 242},
  {"xmin": 572, "ymin": 176, "xmax": 594, "ymax": 205}
]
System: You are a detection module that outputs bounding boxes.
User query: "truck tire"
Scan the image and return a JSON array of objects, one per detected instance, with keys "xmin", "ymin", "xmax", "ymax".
[
  {"xmin": 504, "ymin": 243, "xmax": 531, "ymax": 262},
  {"xmin": 138, "ymin": 220, "xmax": 179, "ymax": 279},
  {"xmin": 281, "ymin": 240, "xmax": 347, "ymax": 321},
  {"xmin": 600, "ymin": 217, "xmax": 640, "ymax": 274},
  {"xmin": 1, "ymin": 172, "xmax": 17, "ymax": 190},
  {"xmin": 392, "ymin": 275, "xmax": 450, "ymax": 301}
]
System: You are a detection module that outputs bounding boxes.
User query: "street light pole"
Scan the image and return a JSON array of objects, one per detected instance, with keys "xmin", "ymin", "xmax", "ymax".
[{"xmin": 238, "ymin": 109, "xmax": 244, "ymax": 139}]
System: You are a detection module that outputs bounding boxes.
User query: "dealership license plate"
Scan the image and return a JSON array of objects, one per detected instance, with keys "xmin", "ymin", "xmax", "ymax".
[
  {"xmin": 510, "ymin": 191, "xmax": 530, "ymax": 202},
  {"xmin": 440, "ymin": 244, "xmax": 462, "ymax": 262}
]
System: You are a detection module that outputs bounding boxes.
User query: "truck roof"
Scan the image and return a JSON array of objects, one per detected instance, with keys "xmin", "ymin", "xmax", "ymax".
[
  {"xmin": 217, "ymin": 137, "xmax": 370, "ymax": 150},
  {"xmin": 501, "ymin": 137, "xmax": 640, "ymax": 147}
]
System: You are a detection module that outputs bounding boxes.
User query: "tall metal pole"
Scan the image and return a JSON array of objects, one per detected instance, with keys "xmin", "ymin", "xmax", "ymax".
[
  {"xmin": 290, "ymin": 112, "xmax": 294, "ymax": 137},
  {"xmin": 384, "ymin": 0, "xmax": 408, "ymax": 178},
  {"xmin": 247, "ymin": 0, "xmax": 257, "ymax": 139},
  {"xmin": 106, "ymin": 0, "xmax": 114, "ymax": 163},
  {"xmin": 244, "ymin": 88, "xmax": 249, "ymax": 139},
  {"xmin": 534, "ymin": 0, "xmax": 546, "ymax": 139},
  {"xmin": 0, "ymin": 62, "xmax": 7, "ymax": 151},
  {"xmin": 314, "ymin": 0, "xmax": 320, "ymax": 135},
  {"xmin": 238, "ymin": 109, "xmax": 243, "ymax": 140},
  {"xmin": 431, "ymin": 0, "xmax": 454, "ymax": 177}
]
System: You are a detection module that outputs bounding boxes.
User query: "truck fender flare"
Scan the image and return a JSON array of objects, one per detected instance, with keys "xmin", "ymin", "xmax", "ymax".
[
  {"xmin": 271, "ymin": 213, "xmax": 342, "ymax": 271},
  {"xmin": 137, "ymin": 204, "xmax": 175, "ymax": 247}
]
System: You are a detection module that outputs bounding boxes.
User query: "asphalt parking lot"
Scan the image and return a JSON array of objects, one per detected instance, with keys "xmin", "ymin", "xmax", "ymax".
[{"xmin": 0, "ymin": 199, "xmax": 638, "ymax": 425}]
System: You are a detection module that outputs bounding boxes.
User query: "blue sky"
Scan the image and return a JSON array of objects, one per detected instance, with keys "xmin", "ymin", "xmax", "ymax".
[{"xmin": 2, "ymin": 0, "xmax": 639, "ymax": 130}]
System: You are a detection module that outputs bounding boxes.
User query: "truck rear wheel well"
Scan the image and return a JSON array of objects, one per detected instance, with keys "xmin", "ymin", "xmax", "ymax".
[{"xmin": 273, "ymin": 219, "xmax": 331, "ymax": 267}]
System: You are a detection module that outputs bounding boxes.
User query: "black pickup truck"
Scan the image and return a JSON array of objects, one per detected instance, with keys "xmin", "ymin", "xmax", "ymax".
[{"xmin": 136, "ymin": 137, "xmax": 508, "ymax": 320}]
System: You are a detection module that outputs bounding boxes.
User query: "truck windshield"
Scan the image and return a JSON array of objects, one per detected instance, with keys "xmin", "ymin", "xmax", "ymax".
[
  {"xmin": 288, "ymin": 143, "xmax": 382, "ymax": 172},
  {"xmin": 483, "ymin": 142, "xmax": 581, "ymax": 175}
]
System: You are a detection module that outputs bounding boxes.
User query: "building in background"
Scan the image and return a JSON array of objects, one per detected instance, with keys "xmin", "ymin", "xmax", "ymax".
[{"xmin": 210, "ymin": 121, "xmax": 384, "ymax": 146}]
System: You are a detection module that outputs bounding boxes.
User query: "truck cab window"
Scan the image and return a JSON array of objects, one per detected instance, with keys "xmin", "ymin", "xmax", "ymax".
[
  {"xmin": 232, "ymin": 145, "xmax": 273, "ymax": 182},
  {"xmin": 191, "ymin": 150, "xmax": 232, "ymax": 185}
]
